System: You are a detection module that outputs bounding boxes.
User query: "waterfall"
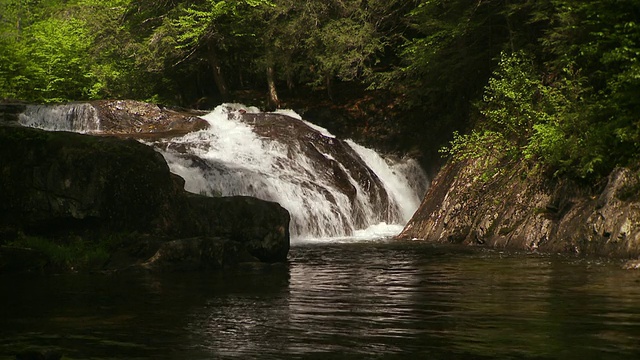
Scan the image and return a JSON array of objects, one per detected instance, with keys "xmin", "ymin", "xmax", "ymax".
[
  {"xmin": 19, "ymin": 103, "xmax": 100, "ymax": 133},
  {"xmin": 17, "ymin": 102, "xmax": 429, "ymax": 241},
  {"xmin": 152, "ymin": 104, "xmax": 428, "ymax": 240}
]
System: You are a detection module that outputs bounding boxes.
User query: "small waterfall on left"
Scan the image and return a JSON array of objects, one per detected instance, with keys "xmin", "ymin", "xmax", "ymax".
[{"xmin": 19, "ymin": 103, "xmax": 101, "ymax": 133}]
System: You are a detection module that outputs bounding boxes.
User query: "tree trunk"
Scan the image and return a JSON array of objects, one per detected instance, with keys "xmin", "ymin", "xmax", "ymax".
[
  {"xmin": 208, "ymin": 46, "xmax": 229, "ymax": 100},
  {"xmin": 326, "ymin": 74, "xmax": 334, "ymax": 102},
  {"xmin": 286, "ymin": 72, "xmax": 295, "ymax": 92},
  {"xmin": 266, "ymin": 65, "xmax": 280, "ymax": 109}
]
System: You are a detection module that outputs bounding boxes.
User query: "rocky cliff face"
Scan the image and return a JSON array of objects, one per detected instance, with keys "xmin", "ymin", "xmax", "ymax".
[{"xmin": 398, "ymin": 158, "xmax": 640, "ymax": 258}]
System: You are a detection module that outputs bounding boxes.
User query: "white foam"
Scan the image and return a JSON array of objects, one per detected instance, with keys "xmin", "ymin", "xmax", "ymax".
[
  {"xmin": 19, "ymin": 104, "xmax": 101, "ymax": 133},
  {"xmin": 346, "ymin": 140, "xmax": 427, "ymax": 222},
  {"xmin": 157, "ymin": 104, "xmax": 428, "ymax": 241},
  {"xmin": 293, "ymin": 222, "xmax": 405, "ymax": 245}
]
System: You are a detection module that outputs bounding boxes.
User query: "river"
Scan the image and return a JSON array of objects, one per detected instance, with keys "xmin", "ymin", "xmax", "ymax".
[{"xmin": 2, "ymin": 239, "xmax": 640, "ymax": 359}]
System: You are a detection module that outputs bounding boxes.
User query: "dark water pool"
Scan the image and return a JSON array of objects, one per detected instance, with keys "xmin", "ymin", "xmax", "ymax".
[{"xmin": 2, "ymin": 240, "xmax": 640, "ymax": 359}]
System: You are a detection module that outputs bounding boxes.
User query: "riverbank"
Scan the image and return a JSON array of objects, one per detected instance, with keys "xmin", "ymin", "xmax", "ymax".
[{"xmin": 399, "ymin": 157, "xmax": 640, "ymax": 258}]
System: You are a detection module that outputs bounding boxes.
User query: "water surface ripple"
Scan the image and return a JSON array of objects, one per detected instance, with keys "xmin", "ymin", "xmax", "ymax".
[{"xmin": 2, "ymin": 241, "xmax": 640, "ymax": 359}]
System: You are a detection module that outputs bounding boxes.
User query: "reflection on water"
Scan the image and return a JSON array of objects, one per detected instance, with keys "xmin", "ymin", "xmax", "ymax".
[{"xmin": 2, "ymin": 241, "xmax": 640, "ymax": 359}]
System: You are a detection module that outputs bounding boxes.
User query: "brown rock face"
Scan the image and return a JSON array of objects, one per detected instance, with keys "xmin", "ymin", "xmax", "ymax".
[
  {"xmin": 92, "ymin": 100, "xmax": 210, "ymax": 137},
  {"xmin": 398, "ymin": 158, "xmax": 640, "ymax": 258}
]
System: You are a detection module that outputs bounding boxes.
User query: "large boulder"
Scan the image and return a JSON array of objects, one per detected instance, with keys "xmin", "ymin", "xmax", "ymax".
[
  {"xmin": 0, "ymin": 126, "xmax": 180, "ymax": 235},
  {"xmin": 0, "ymin": 125, "xmax": 290, "ymax": 272},
  {"xmin": 92, "ymin": 100, "xmax": 210, "ymax": 136},
  {"xmin": 398, "ymin": 158, "xmax": 640, "ymax": 258},
  {"xmin": 140, "ymin": 237, "xmax": 260, "ymax": 272},
  {"xmin": 184, "ymin": 195, "xmax": 290, "ymax": 262}
]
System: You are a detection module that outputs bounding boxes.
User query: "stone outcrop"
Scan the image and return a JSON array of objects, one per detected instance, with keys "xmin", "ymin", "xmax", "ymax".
[
  {"xmin": 16, "ymin": 100, "xmax": 209, "ymax": 138},
  {"xmin": 398, "ymin": 158, "xmax": 640, "ymax": 258},
  {"xmin": 0, "ymin": 125, "xmax": 290, "ymax": 272},
  {"xmin": 140, "ymin": 236, "xmax": 259, "ymax": 272},
  {"xmin": 92, "ymin": 100, "xmax": 210, "ymax": 136}
]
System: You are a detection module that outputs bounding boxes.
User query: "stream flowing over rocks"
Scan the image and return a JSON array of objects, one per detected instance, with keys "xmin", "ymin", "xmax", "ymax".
[
  {"xmin": 151, "ymin": 105, "xmax": 428, "ymax": 239},
  {"xmin": 1, "ymin": 100, "xmax": 429, "ymax": 272},
  {"xmin": 15, "ymin": 101, "xmax": 428, "ymax": 240},
  {"xmin": 398, "ymin": 158, "xmax": 640, "ymax": 259},
  {"xmin": 0, "ymin": 101, "xmax": 291, "ymax": 272}
]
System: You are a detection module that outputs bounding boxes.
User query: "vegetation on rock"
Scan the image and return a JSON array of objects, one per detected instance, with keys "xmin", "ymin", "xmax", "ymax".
[{"xmin": 440, "ymin": 1, "xmax": 640, "ymax": 181}]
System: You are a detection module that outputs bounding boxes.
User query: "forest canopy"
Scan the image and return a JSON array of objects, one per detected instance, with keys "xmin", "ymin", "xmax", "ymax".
[{"xmin": 1, "ymin": 0, "xmax": 638, "ymax": 181}]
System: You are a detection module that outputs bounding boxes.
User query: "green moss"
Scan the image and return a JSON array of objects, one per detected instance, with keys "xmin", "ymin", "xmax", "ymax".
[{"xmin": 9, "ymin": 235, "xmax": 110, "ymax": 271}]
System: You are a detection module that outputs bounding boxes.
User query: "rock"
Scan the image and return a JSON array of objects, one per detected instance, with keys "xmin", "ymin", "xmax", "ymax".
[
  {"xmin": 398, "ymin": 158, "xmax": 640, "ymax": 258},
  {"xmin": 0, "ymin": 125, "xmax": 290, "ymax": 272},
  {"xmin": 183, "ymin": 195, "xmax": 290, "ymax": 263},
  {"xmin": 16, "ymin": 100, "xmax": 209, "ymax": 138},
  {"xmin": 92, "ymin": 100, "xmax": 210, "ymax": 137},
  {"xmin": 0, "ymin": 246, "xmax": 49, "ymax": 273},
  {"xmin": 140, "ymin": 237, "xmax": 259, "ymax": 272},
  {"xmin": 622, "ymin": 259, "xmax": 640, "ymax": 270},
  {"xmin": 0, "ymin": 126, "xmax": 181, "ymax": 235}
]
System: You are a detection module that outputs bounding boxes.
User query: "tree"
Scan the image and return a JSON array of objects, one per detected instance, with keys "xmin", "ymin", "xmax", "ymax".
[
  {"xmin": 130, "ymin": 0, "xmax": 273, "ymax": 101},
  {"xmin": 444, "ymin": 0, "xmax": 640, "ymax": 180}
]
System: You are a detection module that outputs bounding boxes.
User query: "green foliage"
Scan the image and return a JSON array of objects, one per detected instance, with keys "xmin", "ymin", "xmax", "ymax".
[
  {"xmin": 20, "ymin": 17, "xmax": 94, "ymax": 102},
  {"xmin": 1, "ymin": 0, "xmax": 638, "ymax": 186},
  {"xmin": 442, "ymin": 52, "xmax": 552, "ymax": 166},
  {"xmin": 443, "ymin": 130, "xmax": 513, "ymax": 164},
  {"xmin": 0, "ymin": 0, "xmax": 139, "ymax": 102},
  {"xmin": 441, "ymin": 0, "xmax": 640, "ymax": 181},
  {"xmin": 0, "ymin": 0, "xmax": 409, "ymax": 103},
  {"xmin": 10, "ymin": 235, "xmax": 110, "ymax": 271}
]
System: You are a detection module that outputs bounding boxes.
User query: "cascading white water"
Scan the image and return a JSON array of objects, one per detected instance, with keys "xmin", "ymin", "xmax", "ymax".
[
  {"xmin": 19, "ymin": 104, "xmax": 100, "ymax": 133},
  {"xmin": 345, "ymin": 140, "xmax": 426, "ymax": 223},
  {"xmin": 16, "ymin": 102, "xmax": 429, "ymax": 241},
  {"xmin": 154, "ymin": 104, "xmax": 428, "ymax": 241}
]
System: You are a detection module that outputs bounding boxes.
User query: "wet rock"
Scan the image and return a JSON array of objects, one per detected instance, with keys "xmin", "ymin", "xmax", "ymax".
[
  {"xmin": 93, "ymin": 100, "xmax": 210, "ymax": 136},
  {"xmin": 140, "ymin": 237, "xmax": 258, "ymax": 272},
  {"xmin": 16, "ymin": 100, "xmax": 209, "ymax": 138},
  {"xmin": 399, "ymin": 158, "xmax": 640, "ymax": 258}
]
